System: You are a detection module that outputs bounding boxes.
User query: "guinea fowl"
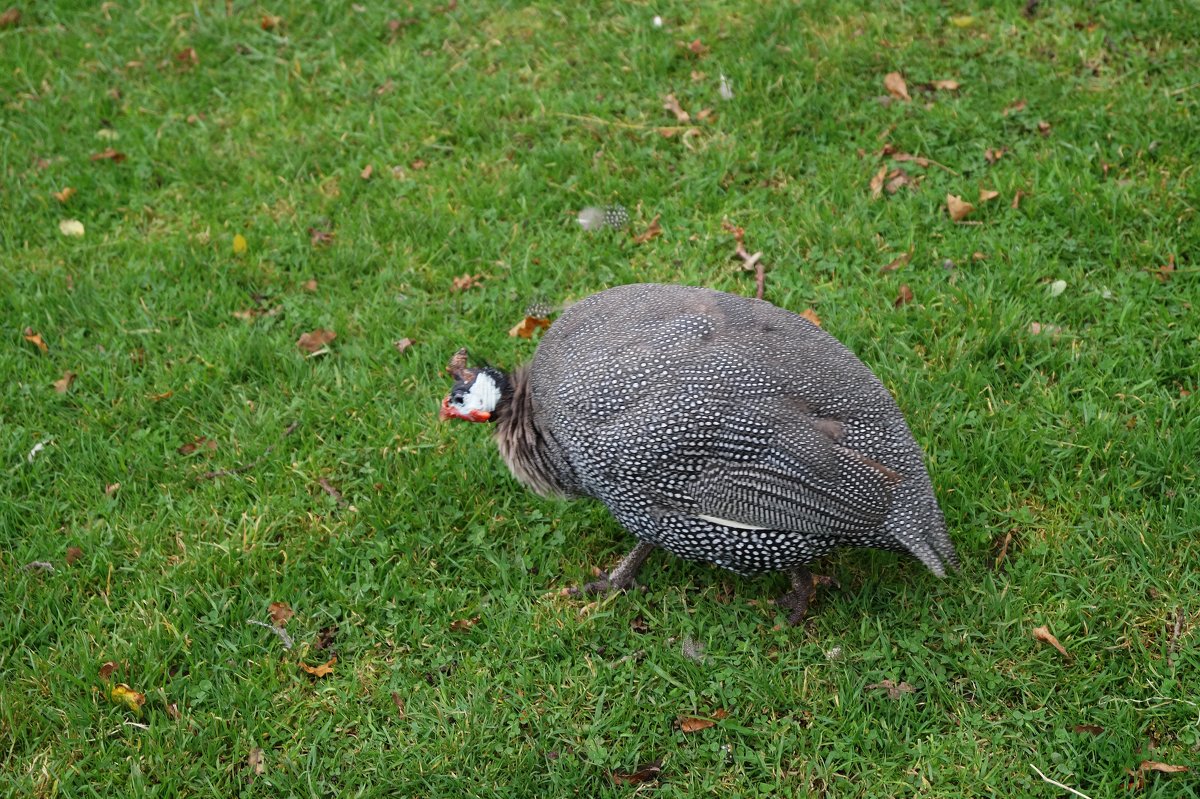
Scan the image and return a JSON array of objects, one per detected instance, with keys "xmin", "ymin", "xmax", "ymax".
[{"xmin": 440, "ymin": 283, "xmax": 956, "ymax": 623}]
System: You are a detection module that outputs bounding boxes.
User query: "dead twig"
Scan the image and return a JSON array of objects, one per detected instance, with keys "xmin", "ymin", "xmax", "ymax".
[
  {"xmin": 247, "ymin": 619, "xmax": 294, "ymax": 650},
  {"xmin": 722, "ymin": 221, "xmax": 767, "ymax": 300},
  {"xmin": 1168, "ymin": 606, "xmax": 1184, "ymax": 668},
  {"xmin": 319, "ymin": 477, "xmax": 349, "ymax": 508}
]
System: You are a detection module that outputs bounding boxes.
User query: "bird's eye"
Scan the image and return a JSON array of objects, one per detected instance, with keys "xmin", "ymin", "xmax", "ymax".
[{"xmin": 451, "ymin": 392, "xmax": 465, "ymax": 404}]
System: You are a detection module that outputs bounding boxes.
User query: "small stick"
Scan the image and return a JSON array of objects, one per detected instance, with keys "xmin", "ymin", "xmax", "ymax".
[
  {"xmin": 247, "ymin": 619, "xmax": 294, "ymax": 650},
  {"xmin": 1168, "ymin": 606, "xmax": 1184, "ymax": 667},
  {"xmin": 1030, "ymin": 764, "xmax": 1093, "ymax": 799},
  {"xmin": 319, "ymin": 477, "xmax": 349, "ymax": 508}
]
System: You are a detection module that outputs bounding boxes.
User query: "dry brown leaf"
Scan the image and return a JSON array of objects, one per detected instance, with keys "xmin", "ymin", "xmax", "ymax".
[
  {"xmin": 984, "ymin": 147, "xmax": 1006, "ymax": 164},
  {"xmin": 301, "ymin": 279, "xmax": 319, "ymax": 292},
  {"xmin": 248, "ymin": 747, "xmax": 266, "ymax": 776},
  {"xmin": 106, "ymin": 481, "xmax": 121, "ymax": 496},
  {"xmin": 99, "ymin": 661, "xmax": 119, "ymax": 681},
  {"xmin": 176, "ymin": 47, "xmax": 198, "ymax": 67},
  {"xmin": 300, "ymin": 656, "xmax": 336, "ymax": 678},
  {"xmin": 1003, "ymin": 98, "xmax": 1027, "ymax": 115},
  {"xmin": 611, "ymin": 760, "xmax": 663, "ymax": 785},
  {"xmin": 449, "ymin": 616, "xmax": 480, "ymax": 632},
  {"xmin": 800, "ymin": 308, "xmax": 821, "ymax": 327},
  {"xmin": 451, "ymin": 273, "xmax": 483, "ymax": 292},
  {"xmin": 869, "ymin": 165, "xmax": 888, "ymax": 199},
  {"xmin": 391, "ymin": 691, "xmax": 406, "ymax": 718},
  {"xmin": 686, "ymin": 38, "xmax": 708, "ymax": 56},
  {"xmin": 0, "ymin": 7, "xmax": 20, "ymax": 28},
  {"xmin": 883, "ymin": 72, "xmax": 911, "ymax": 102},
  {"xmin": 866, "ymin": 679, "xmax": 915, "ymax": 699},
  {"xmin": 23, "ymin": 327, "xmax": 49, "ymax": 354},
  {"xmin": 632, "ymin": 215, "xmax": 662, "ymax": 244},
  {"xmin": 260, "ymin": 14, "xmax": 282, "ymax": 30},
  {"xmin": 881, "ymin": 252, "xmax": 912, "ymax": 273},
  {"xmin": 1037, "ymin": 120, "xmax": 1052, "ymax": 137},
  {"xmin": 360, "ymin": 164, "xmax": 373, "ymax": 180},
  {"xmin": 695, "ymin": 107, "xmax": 715, "ymax": 122},
  {"xmin": 979, "ymin": 188, "xmax": 1000, "ymax": 203},
  {"xmin": 90, "ymin": 148, "xmax": 127, "ymax": 163},
  {"xmin": 1073, "ymin": 724, "xmax": 1104, "ymax": 735},
  {"xmin": 53, "ymin": 187, "xmax": 77, "ymax": 203},
  {"xmin": 53, "ymin": 370, "xmax": 76, "ymax": 393},
  {"xmin": 111, "ymin": 683, "xmax": 146, "ymax": 713},
  {"xmin": 662, "ymin": 94, "xmax": 689, "ymax": 122},
  {"xmin": 296, "ymin": 328, "xmax": 336, "ymax": 354},
  {"xmin": 165, "ymin": 702, "xmax": 182, "ymax": 720},
  {"xmin": 177, "ymin": 436, "xmax": 217, "ymax": 456},
  {"xmin": 946, "ymin": 194, "xmax": 975, "ymax": 222},
  {"xmin": 894, "ymin": 285, "xmax": 914, "ymax": 308},
  {"xmin": 314, "ymin": 625, "xmax": 338, "ymax": 650},
  {"xmin": 1153, "ymin": 254, "xmax": 1175, "ymax": 283},
  {"xmin": 885, "ymin": 169, "xmax": 919, "ymax": 194},
  {"xmin": 66, "ymin": 546, "xmax": 83, "ymax": 565},
  {"xmin": 308, "ymin": 227, "xmax": 335, "ymax": 247},
  {"xmin": 1032, "ymin": 625, "xmax": 1070, "ymax": 658},
  {"xmin": 931, "ymin": 79, "xmax": 961, "ymax": 91},
  {"xmin": 509, "ymin": 316, "xmax": 551, "ymax": 339},
  {"xmin": 393, "ymin": 337, "xmax": 415, "ymax": 354},
  {"xmin": 268, "ymin": 602, "xmax": 294, "ymax": 627},
  {"xmin": 410, "ymin": 158, "xmax": 427, "ymax": 170},
  {"xmin": 678, "ymin": 716, "xmax": 716, "ymax": 733},
  {"xmin": 1139, "ymin": 761, "xmax": 1188, "ymax": 775}
]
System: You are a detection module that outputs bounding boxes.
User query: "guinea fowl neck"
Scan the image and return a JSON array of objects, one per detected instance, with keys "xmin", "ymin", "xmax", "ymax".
[{"xmin": 491, "ymin": 364, "xmax": 573, "ymax": 498}]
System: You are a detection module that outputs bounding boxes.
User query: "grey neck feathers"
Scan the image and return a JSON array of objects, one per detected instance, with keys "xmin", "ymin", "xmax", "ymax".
[{"xmin": 492, "ymin": 365, "xmax": 574, "ymax": 499}]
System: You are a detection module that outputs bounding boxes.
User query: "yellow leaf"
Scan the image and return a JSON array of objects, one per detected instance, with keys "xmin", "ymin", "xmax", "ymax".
[
  {"xmin": 800, "ymin": 308, "xmax": 822, "ymax": 327},
  {"xmin": 53, "ymin": 371, "xmax": 76, "ymax": 394},
  {"xmin": 23, "ymin": 328, "xmax": 49, "ymax": 354},
  {"xmin": 300, "ymin": 656, "xmax": 336, "ymax": 678},
  {"xmin": 233, "ymin": 234, "xmax": 248, "ymax": 254},
  {"xmin": 53, "ymin": 187, "xmax": 76, "ymax": 203},
  {"xmin": 1032, "ymin": 625, "xmax": 1070, "ymax": 658},
  {"xmin": 949, "ymin": 15, "xmax": 975, "ymax": 27},
  {"xmin": 111, "ymin": 683, "xmax": 146, "ymax": 714},
  {"xmin": 508, "ymin": 316, "xmax": 551, "ymax": 339}
]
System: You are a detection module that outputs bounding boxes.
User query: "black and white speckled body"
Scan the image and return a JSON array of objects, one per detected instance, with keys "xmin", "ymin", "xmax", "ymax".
[{"xmin": 487, "ymin": 283, "xmax": 956, "ymax": 579}]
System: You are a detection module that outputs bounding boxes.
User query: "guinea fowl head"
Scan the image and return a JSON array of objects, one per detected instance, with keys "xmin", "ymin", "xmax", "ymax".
[{"xmin": 440, "ymin": 348, "xmax": 509, "ymax": 423}]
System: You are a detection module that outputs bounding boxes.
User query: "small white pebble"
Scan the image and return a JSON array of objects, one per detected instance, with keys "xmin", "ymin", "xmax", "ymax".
[
  {"xmin": 576, "ymin": 207, "xmax": 605, "ymax": 232},
  {"xmin": 1048, "ymin": 279, "xmax": 1067, "ymax": 297},
  {"xmin": 652, "ymin": 15, "xmax": 663, "ymax": 27},
  {"xmin": 719, "ymin": 74, "xmax": 734, "ymax": 101}
]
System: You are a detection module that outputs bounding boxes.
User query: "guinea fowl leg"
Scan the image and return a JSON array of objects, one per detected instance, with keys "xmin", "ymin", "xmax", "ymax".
[
  {"xmin": 569, "ymin": 540, "xmax": 656, "ymax": 596},
  {"xmin": 776, "ymin": 567, "xmax": 841, "ymax": 625}
]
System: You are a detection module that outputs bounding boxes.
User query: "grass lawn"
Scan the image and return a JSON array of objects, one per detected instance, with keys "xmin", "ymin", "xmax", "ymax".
[{"xmin": 3, "ymin": 0, "xmax": 1198, "ymax": 796}]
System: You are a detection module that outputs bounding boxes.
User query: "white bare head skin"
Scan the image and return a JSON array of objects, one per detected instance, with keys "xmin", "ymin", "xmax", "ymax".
[{"xmin": 441, "ymin": 369, "xmax": 505, "ymax": 423}]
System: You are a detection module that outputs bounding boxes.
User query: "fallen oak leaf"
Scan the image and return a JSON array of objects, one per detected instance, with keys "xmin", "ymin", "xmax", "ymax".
[
  {"xmin": 1153, "ymin": 254, "xmax": 1175, "ymax": 283},
  {"xmin": 678, "ymin": 716, "xmax": 716, "ymax": 733},
  {"xmin": 393, "ymin": 337, "xmax": 415, "ymax": 354},
  {"xmin": 296, "ymin": 328, "xmax": 336, "ymax": 354},
  {"xmin": 23, "ymin": 328, "xmax": 49, "ymax": 354},
  {"xmin": 869, "ymin": 165, "xmax": 888, "ymax": 199},
  {"xmin": 984, "ymin": 147, "xmax": 1006, "ymax": 164},
  {"xmin": 1011, "ymin": 190, "xmax": 1027, "ymax": 209},
  {"xmin": 53, "ymin": 187, "xmax": 76, "ymax": 203},
  {"xmin": 1032, "ymin": 625, "xmax": 1070, "ymax": 658},
  {"xmin": 449, "ymin": 616, "xmax": 480, "ymax": 632},
  {"xmin": 509, "ymin": 315, "xmax": 551, "ymax": 339},
  {"xmin": 1139, "ymin": 761, "xmax": 1188, "ymax": 775},
  {"xmin": 931, "ymin": 79, "xmax": 961, "ymax": 91},
  {"xmin": 894, "ymin": 284, "xmax": 914, "ymax": 308},
  {"xmin": 391, "ymin": 691, "xmax": 406, "ymax": 718},
  {"xmin": 248, "ymin": 747, "xmax": 266, "ymax": 776},
  {"xmin": 979, "ymin": 188, "xmax": 1000, "ymax": 203},
  {"xmin": 90, "ymin": 148, "xmax": 126, "ymax": 163},
  {"xmin": 1003, "ymin": 98, "xmax": 1027, "ymax": 115},
  {"xmin": 268, "ymin": 602, "xmax": 294, "ymax": 627},
  {"xmin": 299, "ymin": 656, "xmax": 336, "ymax": 678},
  {"xmin": 685, "ymin": 38, "xmax": 708, "ymax": 56},
  {"xmin": 0, "ymin": 7, "xmax": 19, "ymax": 28},
  {"xmin": 662, "ymin": 93, "xmax": 690, "ymax": 122},
  {"xmin": 880, "ymin": 251, "xmax": 912, "ymax": 273},
  {"xmin": 99, "ymin": 661, "xmax": 119, "ymax": 681},
  {"xmin": 1073, "ymin": 724, "xmax": 1104, "ymax": 735},
  {"xmin": 260, "ymin": 13, "xmax": 282, "ymax": 30},
  {"xmin": 800, "ymin": 308, "xmax": 821, "ymax": 327},
  {"xmin": 865, "ymin": 679, "xmax": 915, "ymax": 699},
  {"xmin": 1037, "ymin": 120, "xmax": 1052, "ymax": 137},
  {"xmin": 111, "ymin": 683, "xmax": 146, "ymax": 714},
  {"xmin": 360, "ymin": 164, "xmax": 373, "ymax": 180},
  {"xmin": 884, "ymin": 169, "xmax": 919, "ymax": 194},
  {"xmin": 66, "ymin": 546, "xmax": 83, "ymax": 565},
  {"xmin": 632, "ymin": 215, "xmax": 662, "ymax": 244},
  {"xmin": 883, "ymin": 72, "xmax": 911, "ymax": 101},
  {"xmin": 611, "ymin": 760, "xmax": 663, "ymax": 785},
  {"xmin": 301, "ymin": 279, "xmax": 319, "ymax": 292},
  {"xmin": 946, "ymin": 194, "xmax": 975, "ymax": 222},
  {"xmin": 307, "ymin": 227, "xmax": 335, "ymax": 247},
  {"xmin": 451, "ymin": 273, "xmax": 483, "ymax": 291},
  {"xmin": 53, "ymin": 370, "xmax": 77, "ymax": 393},
  {"xmin": 177, "ymin": 436, "xmax": 217, "ymax": 456}
]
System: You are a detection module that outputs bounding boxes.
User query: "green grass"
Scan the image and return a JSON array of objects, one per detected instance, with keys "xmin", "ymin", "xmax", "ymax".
[{"xmin": 3, "ymin": 0, "xmax": 1199, "ymax": 796}]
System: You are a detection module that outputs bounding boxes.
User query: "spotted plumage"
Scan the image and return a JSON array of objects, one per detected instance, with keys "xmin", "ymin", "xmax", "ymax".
[{"xmin": 442, "ymin": 283, "xmax": 956, "ymax": 620}]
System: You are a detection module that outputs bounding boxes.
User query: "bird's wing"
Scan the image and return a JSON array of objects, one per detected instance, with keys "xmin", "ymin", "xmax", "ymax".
[{"xmin": 599, "ymin": 402, "xmax": 898, "ymax": 537}]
